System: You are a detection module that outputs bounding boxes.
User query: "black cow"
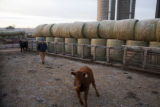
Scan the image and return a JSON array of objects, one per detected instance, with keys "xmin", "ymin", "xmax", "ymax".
[{"xmin": 19, "ymin": 40, "xmax": 28, "ymax": 52}]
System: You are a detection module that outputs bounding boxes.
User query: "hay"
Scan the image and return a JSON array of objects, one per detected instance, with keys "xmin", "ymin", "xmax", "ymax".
[
  {"xmin": 114, "ymin": 19, "xmax": 138, "ymax": 40},
  {"xmin": 156, "ymin": 21, "xmax": 160, "ymax": 41},
  {"xmin": 135, "ymin": 19, "xmax": 159, "ymax": 41},
  {"xmin": 46, "ymin": 37, "xmax": 54, "ymax": 52},
  {"xmin": 34, "ymin": 24, "xmax": 47, "ymax": 37},
  {"xmin": 83, "ymin": 21, "xmax": 100, "ymax": 38},
  {"xmin": 126, "ymin": 40, "xmax": 148, "ymax": 46},
  {"xmin": 149, "ymin": 41, "xmax": 160, "ymax": 47},
  {"xmin": 69, "ymin": 22, "xmax": 85, "ymax": 38},
  {"xmin": 99, "ymin": 20, "xmax": 116, "ymax": 39},
  {"xmin": 42, "ymin": 24, "xmax": 54, "ymax": 37},
  {"xmin": 54, "ymin": 37, "xmax": 65, "ymax": 53},
  {"xmin": 65, "ymin": 38, "xmax": 77, "ymax": 54},
  {"xmin": 106, "ymin": 39, "xmax": 125, "ymax": 62},
  {"xmin": 52, "ymin": 23, "xmax": 71, "ymax": 38},
  {"xmin": 77, "ymin": 39, "xmax": 91, "ymax": 57},
  {"xmin": 91, "ymin": 39, "xmax": 106, "ymax": 60}
]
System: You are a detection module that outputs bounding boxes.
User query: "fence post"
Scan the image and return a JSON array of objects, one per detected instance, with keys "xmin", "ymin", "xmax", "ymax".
[
  {"xmin": 93, "ymin": 46, "xmax": 97, "ymax": 61},
  {"xmin": 123, "ymin": 47, "xmax": 127, "ymax": 66},
  {"xmin": 143, "ymin": 49, "xmax": 148, "ymax": 68},
  {"xmin": 107, "ymin": 47, "xmax": 110, "ymax": 63},
  {"xmin": 82, "ymin": 45, "xmax": 85, "ymax": 59}
]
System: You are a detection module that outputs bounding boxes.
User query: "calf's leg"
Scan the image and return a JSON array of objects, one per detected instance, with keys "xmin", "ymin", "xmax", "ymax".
[
  {"xmin": 84, "ymin": 89, "xmax": 89, "ymax": 107},
  {"xmin": 92, "ymin": 81, "xmax": 100, "ymax": 97},
  {"xmin": 76, "ymin": 90, "xmax": 83, "ymax": 105}
]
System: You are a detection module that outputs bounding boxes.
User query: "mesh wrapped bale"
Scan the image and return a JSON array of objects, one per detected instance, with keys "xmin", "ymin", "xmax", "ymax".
[
  {"xmin": 77, "ymin": 39, "xmax": 91, "ymax": 57},
  {"xmin": 99, "ymin": 20, "xmax": 116, "ymax": 39},
  {"xmin": 135, "ymin": 19, "xmax": 159, "ymax": 41},
  {"xmin": 65, "ymin": 38, "xmax": 77, "ymax": 54},
  {"xmin": 33, "ymin": 24, "xmax": 47, "ymax": 37},
  {"xmin": 69, "ymin": 22, "xmax": 85, "ymax": 38},
  {"xmin": 46, "ymin": 37, "xmax": 54, "ymax": 52},
  {"xmin": 54, "ymin": 37, "xmax": 65, "ymax": 53},
  {"xmin": 91, "ymin": 39, "xmax": 106, "ymax": 60},
  {"xmin": 156, "ymin": 21, "xmax": 160, "ymax": 41},
  {"xmin": 106, "ymin": 39, "xmax": 125, "ymax": 62},
  {"xmin": 52, "ymin": 23, "xmax": 71, "ymax": 38},
  {"xmin": 42, "ymin": 24, "xmax": 54, "ymax": 37},
  {"xmin": 114, "ymin": 19, "xmax": 138, "ymax": 40},
  {"xmin": 83, "ymin": 21, "xmax": 100, "ymax": 38},
  {"xmin": 149, "ymin": 42, "xmax": 160, "ymax": 65}
]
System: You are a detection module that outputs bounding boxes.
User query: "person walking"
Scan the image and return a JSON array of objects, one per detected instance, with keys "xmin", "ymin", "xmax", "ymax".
[{"xmin": 37, "ymin": 38, "xmax": 47, "ymax": 64}]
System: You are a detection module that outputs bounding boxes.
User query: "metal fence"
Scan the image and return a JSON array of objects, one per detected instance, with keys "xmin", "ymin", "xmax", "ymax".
[
  {"xmin": 0, "ymin": 43, "xmax": 19, "ymax": 49},
  {"xmin": 28, "ymin": 41, "xmax": 160, "ymax": 73}
]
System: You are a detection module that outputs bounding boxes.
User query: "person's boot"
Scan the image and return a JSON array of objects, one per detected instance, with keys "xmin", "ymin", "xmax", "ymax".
[{"xmin": 42, "ymin": 61, "xmax": 44, "ymax": 64}]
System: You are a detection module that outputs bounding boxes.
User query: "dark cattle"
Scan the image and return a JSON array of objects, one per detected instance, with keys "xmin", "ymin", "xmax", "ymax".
[
  {"xmin": 71, "ymin": 66, "xmax": 100, "ymax": 107},
  {"xmin": 19, "ymin": 40, "xmax": 28, "ymax": 52}
]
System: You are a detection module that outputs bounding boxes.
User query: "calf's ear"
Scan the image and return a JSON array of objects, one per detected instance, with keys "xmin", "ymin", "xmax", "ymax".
[{"xmin": 71, "ymin": 72, "xmax": 76, "ymax": 76}]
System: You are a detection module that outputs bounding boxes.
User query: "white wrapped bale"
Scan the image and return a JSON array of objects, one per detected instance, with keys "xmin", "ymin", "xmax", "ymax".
[{"xmin": 42, "ymin": 24, "xmax": 54, "ymax": 37}]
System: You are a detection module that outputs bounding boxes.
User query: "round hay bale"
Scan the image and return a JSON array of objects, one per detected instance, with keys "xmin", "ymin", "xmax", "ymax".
[
  {"xmin": 83, "ymin": 21, "xmax": 100, "ymax": 38},
  {"xmin": 126, "ymin": 40, "xmax": 148, "ymax": 46},
  {"xmin": 135, "ymin": 19, "xmax": 159, "ymax": 41},
  {"xmin": 114, "ymin": 19, "xmax": 138, "ymax": 40},
  {"xmin": 91, "ymin": 39, "xmax": 106, "ymax": 60},
  {"xmin": 106, "ymin": 39, "xmax": 125, "ymax": 62},
  {"xmin": 36, "ymin": 37, "xmax": 45, "ymax": 41},
  {"xmin": 54, "ymin": 37, "xmax": 65, "ymax": 53},
  {"xmin": 33, "ymin": 24, "xmax": 47, "ymax": 37},
  {"xmin": 42, "ymin": 24, "xmax": 54, "ymax": 37},
  {"xmin": 156, "ymin": 21, "xmax": 160, "ymax": 41},
  {"xmin": 52, "ymin": 23, "xmax": 71, "ymax": 38},
  {"xmin": 46, "ymin": 37, "xmax": 54, "ymax": 52},
  {"xmin": 69, "ymin": 22, "xmax": 85, "ymax": 38},
  {"xmin": 149, "ymin": 42, "xmax": 160, "ymax": 65},
  {"xmin": 99, "ymin": 20, "xmax": 116, "ymax": 39},
  {"xmin": 65, "ymin": 38, "xmax": 77, "ymax": 54},
  {"xmin": 77, "ymin": 39, "xmax": 91, "ymax": 57}
]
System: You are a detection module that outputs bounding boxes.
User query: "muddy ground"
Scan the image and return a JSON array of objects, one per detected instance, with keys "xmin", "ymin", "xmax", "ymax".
[{"xmin": 0, "ymin": 48, "xmax": 160, "ymax": 107}]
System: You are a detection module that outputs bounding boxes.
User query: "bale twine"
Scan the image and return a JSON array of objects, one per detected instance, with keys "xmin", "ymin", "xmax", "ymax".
[
  {"xmin": 156, "ymin": 21, "xmax": 160, "ymax": 41},
  {"xmin": 69, "ymin": 22, "xmax": 85, "ymax": 38},
  {"xmin": 149, "ymin": 42, "xmax": 160, "ymax": 65},
  {"xmin": 126, "ymin": 40, "xmax": 148, "ymax": 64},
  {"xmin": 52, "ymin": 23, "xmax": 71, "ymax": 38},
  {"xmin": 91, "ymin": 39, "xmax": 106, "ymax": 60},
  {"xmin": 99, "ymin": 20, "xmax": 116, "ymax": 39},
  {"xmin": 54, "ymin": 37, "xmax": 65, "ymax": 53},
  {"xmin": 42, "ymin": 24, "xmax": 54, "ymax": 37},
  {"xmin": 46, "ymin": 37, "xmax": 54, "ymax": 52},
  {"xmin": 83, "ymin": 21, "xmax": 100, "ymax": 38},
  {"xmin": 33, "ymin": 24, "xmax": 47, "ymax": 37},
  {"xmin": 77, "ymin": 39, "xmax": 91, "ymax": 57},
  {"xmin": 135, "ymin": 19, "xmax": 159, "ymax": 41},
  {"xmin": 114, "ymin": 19, "xmax": 138, "ymax": 40},
  {"xmin": 106, "ymin": 39, "xmax": 125, "ymax": 62},
  {"xmin": 65, "ymin": 38, "xmax": 77, "ymax": 54}
]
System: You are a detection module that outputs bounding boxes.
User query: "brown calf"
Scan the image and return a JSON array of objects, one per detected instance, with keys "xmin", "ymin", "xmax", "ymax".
[{"xmin": 71, "ymin": 66, "xmax": 100, "ymax": 107}]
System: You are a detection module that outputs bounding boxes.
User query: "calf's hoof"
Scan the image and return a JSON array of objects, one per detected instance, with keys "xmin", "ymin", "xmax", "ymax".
[{"xmin": 79, "ymin": 100, "xmax": 83, "ymax": 105}]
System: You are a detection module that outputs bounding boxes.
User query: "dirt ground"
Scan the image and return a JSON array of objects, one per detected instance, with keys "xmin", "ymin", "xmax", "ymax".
[{"xmin": 0, "ymin": 48, "xmax": 160, "ymax": 107}]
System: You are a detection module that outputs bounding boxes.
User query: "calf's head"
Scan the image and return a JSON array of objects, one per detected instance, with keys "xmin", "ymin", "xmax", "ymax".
[{"xmin": 71, "ymin": 71, "xmax": 88, "ymax": 89}]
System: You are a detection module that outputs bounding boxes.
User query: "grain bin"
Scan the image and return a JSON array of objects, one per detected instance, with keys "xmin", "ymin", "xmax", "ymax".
[
  {"xmin": 156, "ymin": 21, "xmax": 160, "ymax": 41},
  {"xmin": 42, "ymin": 24, "xmax": 54, "ymax": 37},
  {"xmin": 91, "ymin": 39, "xmax": 106, "ymax": 60},
  {"xmin": 69, "ymin": 22, "xmax": 85, "ymax": 38},
  {"xmin": 83, "ymin": 22, "xmax": 100, "ymax": 38},
  {"xmin": 77, "ymin": 39, "xmax": 91, "ymax": 57},
  {"xmin": 149, "ymin": 42, "xmax": 160, "ymax": 65},
  {"xmin": 99, "ymin": 20, "xmax": 116, "ymax": 39},
  {"xmin": 135, "ymin": 19, "xmax": 159, "ymax": 42},
  {"xmin": 52, "ymin": 23, "xmax": 71, "ymax": 38},
  {"xmin": 54, "ymin": 37, "xmax": 65, "ymax": 53},
  {"xmin": 114, "ymin": 19, "xmax": 138, "ymax": 40},
  {"xmin": 65, "ymin": 38, "xmax": 77, "ymax": 55},
  {"xmin": 33, "ymin": 24, "xmax": 47, "ymax": 37},
  {"xmin": 106, "ymin": 39, "xmax": 125, "ymax": 62}
]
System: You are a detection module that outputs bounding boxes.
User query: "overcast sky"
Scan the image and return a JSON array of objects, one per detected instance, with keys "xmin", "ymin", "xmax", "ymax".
[{"xmin": 0, "ymin": 0, "xmax": 157, "ymax": 28}]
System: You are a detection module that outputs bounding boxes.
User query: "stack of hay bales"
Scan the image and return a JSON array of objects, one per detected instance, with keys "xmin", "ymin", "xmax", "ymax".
[
  {"xmin": 106, "ymin": 39, "xmax": 125, "ymax": 62},
  {"xmin": 77, "ymin": 39, "xmax": 91, "ymax": 57},
  {"xmin": 69, "ymin": 22, "xmax": 85, "ymax": 38},
  {"xmin": 42, "ymin": 24, "xmax": 54, "ymax": 37},
  {"xmin": 135, "ymin": 19, "xmax": 159, "ymax": 42},
  {"xmin": 114, "ymin": 19, "xmax": 138, "ymax": 40},
  {"xmin": 99, "ymin": 20, "xmax": 116, "ymax": 39},
  {"xmin": 91, "ymin": 39, "xmax": 106, "ymax": 60},
  {"xmin": 34, "ymin": 24, "xmax": 47, "ymax": 37},
  {"xmin": 65, "ymin": 38, "xmax": 77, "ymax": 54},
  {"xmin": 149, "ymin": 42, "xmax": 160, "ymax": 65},
  {"xmin": 54, "ymin": 37, "xmax": 65, "ymax": 53},
  {"xmin": 52, "ymin": 23, "xmax": 71, "ymax": 38},
  {"xmin": 83, "ymin": 22, "xmax": 100, "ymax": 38}
]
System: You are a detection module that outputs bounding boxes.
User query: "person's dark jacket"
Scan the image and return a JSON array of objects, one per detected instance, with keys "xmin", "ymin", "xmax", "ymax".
[{"xmin": 37, "ymin": 42, "xmax": 47, "ymax": 52}]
